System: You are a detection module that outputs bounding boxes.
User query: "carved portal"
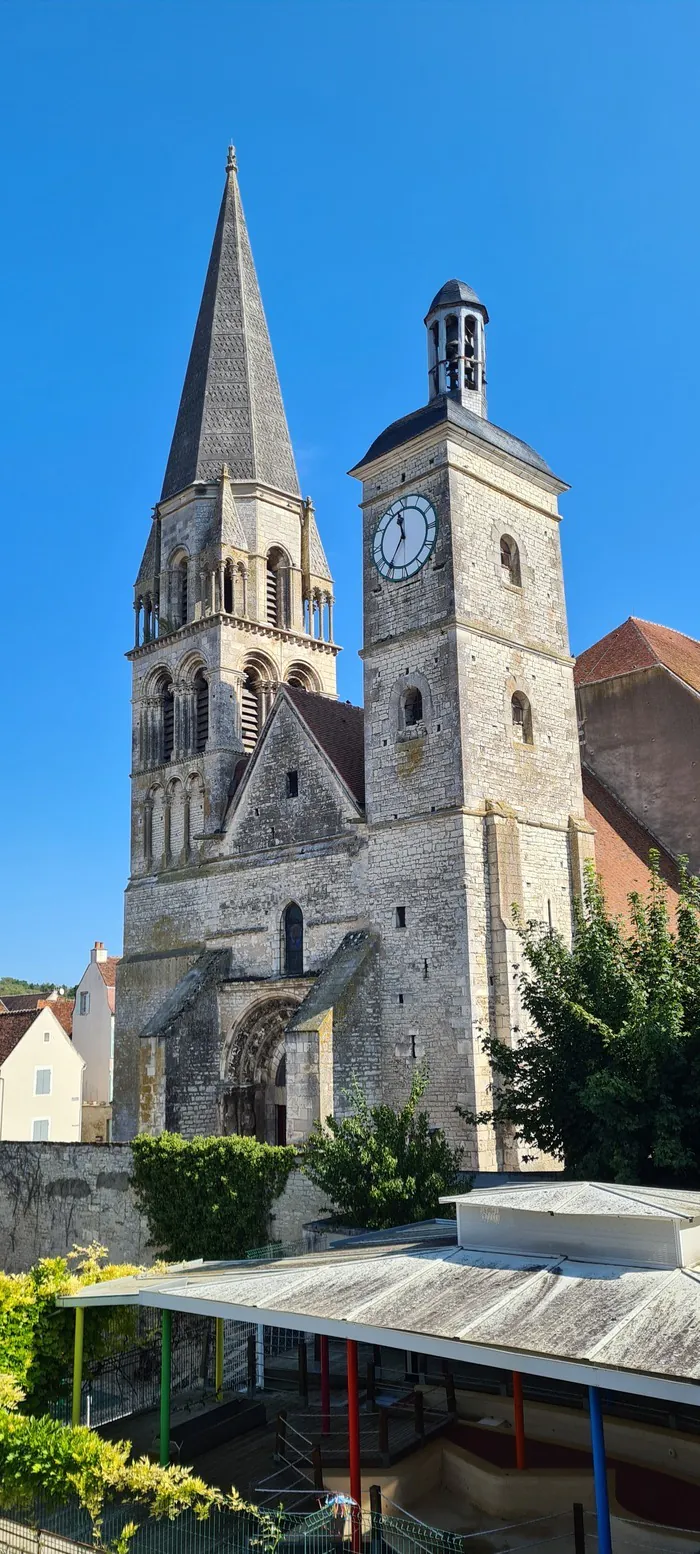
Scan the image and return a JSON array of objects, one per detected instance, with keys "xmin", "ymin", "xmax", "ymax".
[{"xmin": 222, "ymin": 997, "xmax": 297, "ymax": 1145}]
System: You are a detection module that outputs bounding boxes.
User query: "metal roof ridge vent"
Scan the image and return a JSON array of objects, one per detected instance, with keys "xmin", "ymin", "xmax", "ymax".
[{"xmin": 441, "ymin": 1181, "xmax": 700, "ymax": 1270}]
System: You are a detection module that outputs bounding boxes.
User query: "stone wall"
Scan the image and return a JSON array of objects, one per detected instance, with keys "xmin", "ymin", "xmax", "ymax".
[
  {"xmin": 0, "ymin": 1143, "xmax": 154, "ymax": 1273},
  {"xmin": 0, "ymin": 1143, "xmax": 325, "ymax": 1272}
]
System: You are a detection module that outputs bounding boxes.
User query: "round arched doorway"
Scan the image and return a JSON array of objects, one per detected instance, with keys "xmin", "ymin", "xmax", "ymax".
[{"xmin": 221, "ymin": 997, "xmax": 297, "ymax": 1144}]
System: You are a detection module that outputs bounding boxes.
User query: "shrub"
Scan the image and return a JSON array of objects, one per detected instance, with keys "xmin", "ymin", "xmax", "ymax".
[
  {"xmin": 302, "ymin": 1066, "xmax": 461, "ymax": 1230},
  {"xmin": 130, "ymin": 1133, "xmax": 296, "ymax": 1260}
]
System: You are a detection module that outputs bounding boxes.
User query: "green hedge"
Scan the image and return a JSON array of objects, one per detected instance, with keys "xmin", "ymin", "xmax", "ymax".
[{"xmin": 130, "ymin": 1133, "xmax": 296, "ymax": 1261}]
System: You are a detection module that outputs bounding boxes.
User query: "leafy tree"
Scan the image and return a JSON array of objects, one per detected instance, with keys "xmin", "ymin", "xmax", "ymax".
[
  {"xmin": 0, "ymin": 977, "xmax": 74, "ymax": 996},
  {"xmin": 302, "ymin": 1066, "xmax": 461, "ymax": 1229},
  {"xmin": 460, "ymin": 856, "xmax": 700, "ymax": 1183},
  {"xmin": 130, "ymin": 1133, "xmax": 295, "ymax": 1261}
]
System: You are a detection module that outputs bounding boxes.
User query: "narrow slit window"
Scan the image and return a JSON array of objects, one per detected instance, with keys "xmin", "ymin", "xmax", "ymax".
[{"xmin": 286, "ymin": 770, "xmax": 299, "ymax": 798}]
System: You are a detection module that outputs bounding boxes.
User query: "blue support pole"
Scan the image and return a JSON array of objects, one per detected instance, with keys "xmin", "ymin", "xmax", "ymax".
[{"xmin": 588, "ymin": 1386, "xmax": 612, "ymax": 1554}]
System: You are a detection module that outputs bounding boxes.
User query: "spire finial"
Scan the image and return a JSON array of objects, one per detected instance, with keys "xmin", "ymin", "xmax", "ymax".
[{"xmin": 226, "ymin": 144, "xmax": 237, "ymax": 174}]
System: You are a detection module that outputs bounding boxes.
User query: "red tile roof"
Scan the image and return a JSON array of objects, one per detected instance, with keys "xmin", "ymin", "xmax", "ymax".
[
  {"xmin": 96, "ymin": 957, "xmax": 120, "ymax": 988},
  {"xmin": 284, "ymin": 687, "xmax": 365, "ymax": 806},
  {"xmin": 44, "ymin": 998, "xmax": 75, "ymax": 1035},
  {"xmin": 575, "ymin": 617, "xmax": 700, "ymax": 695},
  {"xmin": 582, "ymin": 767, "xmax": 680, "ymax": 922},
  {"xmin": 0, "ymin": 1011, "xmax": 40, "ymax": 1065}
]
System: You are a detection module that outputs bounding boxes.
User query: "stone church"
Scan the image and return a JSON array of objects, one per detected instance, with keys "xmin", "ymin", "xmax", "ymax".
[{"xmin": 112, "ymin": 148, "xmax": 594, "ymax": 1169}]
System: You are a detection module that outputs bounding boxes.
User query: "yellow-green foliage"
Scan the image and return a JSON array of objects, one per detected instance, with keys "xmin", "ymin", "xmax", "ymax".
[
  {"xmin": 0, "ymin": 1409, "xmax": 251, "ymax": 1529},
  {"xmin": 0, "ymin": 1244, "xmax": 152, "ymax": 1415}
]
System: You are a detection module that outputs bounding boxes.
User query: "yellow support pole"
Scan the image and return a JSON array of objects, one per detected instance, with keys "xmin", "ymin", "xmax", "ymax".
[
  {"xmin": 215, "ymin": 1317, "xmax": 224, "ymax": 1401},
  {"xmin": 71, "ymin": 1307, "xmax": 85, "ymax": 1427}
]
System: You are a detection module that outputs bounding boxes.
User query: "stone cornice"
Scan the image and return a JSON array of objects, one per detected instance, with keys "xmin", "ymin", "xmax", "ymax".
[
  {"xmin": 361, "ymin": 613, "xmax": 574, "ymax": 668},
  {"xmin": 127, "ymin": 612, "xmax": 340, "ymax": 662}
]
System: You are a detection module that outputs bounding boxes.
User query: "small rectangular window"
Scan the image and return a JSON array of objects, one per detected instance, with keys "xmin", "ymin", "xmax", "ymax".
[
  {"xmin": 32, "ymin": 1119, "xmax": 50, "ymax": 1141},
  {"xmin": 286, "ymin": 770, "xmax": 299, "ymax": 798},
  {"xmin": 43, "ymin": 1032, "xmax": 50, "ymax": 1043},
  {"xmin": 35, "ymin": 1068, "xmax": 52, "ymax": 1096},
  {"xmin": 79, "ymin": 991, "xmax": 90, "ymax": 1015},
  {"xmin": 396, "ymin": 906, "xmax": 406, "ymax": 928}
]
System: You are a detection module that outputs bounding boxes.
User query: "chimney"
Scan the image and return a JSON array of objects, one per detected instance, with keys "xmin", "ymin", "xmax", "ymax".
[{"xmin": 91, "ymin": 941, "xmax": 108, "ymax": 964}]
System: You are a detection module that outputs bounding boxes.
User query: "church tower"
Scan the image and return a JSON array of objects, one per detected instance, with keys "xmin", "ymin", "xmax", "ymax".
[
  {"xmin": 129, "ymin": 147, "xmax": 336, "ymax": 875},
  {"xmin": 114, "ymin": 149, "xmax": 337, "ymax": 1140},
  {"xmin": 351, "ymin": 280, "xmax": 594, "ymax": 1169}
]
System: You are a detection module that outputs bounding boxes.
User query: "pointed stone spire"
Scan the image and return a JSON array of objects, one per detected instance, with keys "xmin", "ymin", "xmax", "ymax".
[
  {"xmin": 161, "ymin": 147, "xmax": 300, "ymax": 502},
  {"xmin": 213, "ymin": 463, "xmax": 248, "ymax": 549}
]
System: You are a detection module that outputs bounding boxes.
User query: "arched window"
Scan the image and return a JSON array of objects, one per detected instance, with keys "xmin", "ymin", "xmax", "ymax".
[
  {"xmin": 500, "ymin": 535, "xmax": 521, "ymax": 587},
  {"xmin": 223, "ymin": 563, "xmax": 234, "ymax": 615},
  {"xmin": 176, "ymin": 557, "xmax": 188, "ymax": 625},
  {"xmin": 464, "ymin": 315, "xmax": 478, "ymax": 390},
  {"xmin": 511, "ymin": 692, "xmax": 533, "ymax": 745},
  {"xmin": 283, "ymin": 902, "xmax": 304, "ymax": 976},
  {"xmin": 161, "ymin": 680, "xmax": 174, "ymax": 762},
  {"xmin": 403, "ymin": 687, "xmax": 423, "ymax": 727},
  {"xmin": 194, "ymin": 670, "xmax": 209, "ymax": 753},
  {"xmin": 266, "ymin": 548, "xmax": 290, "ymax": 629}
]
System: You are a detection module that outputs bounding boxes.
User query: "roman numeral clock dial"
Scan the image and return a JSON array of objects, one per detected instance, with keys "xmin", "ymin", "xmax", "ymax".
[{"xmin": 371, "ymin": 494, "xmax": 438, "ymax": 581}]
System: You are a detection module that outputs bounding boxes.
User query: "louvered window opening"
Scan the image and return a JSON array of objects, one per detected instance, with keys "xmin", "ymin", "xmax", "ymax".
[
  {"xmin": 241, "ymin": 680, "xmax": 259, "ymax": 752},
  {"xmin": 179, "ymin": 564, "xmax": 188, "ymax": 626},
  {"xmin": 266, "ymin": 567, "xmax": 278, "ymax": 626},
  {"xmin": 162, "ymin": 688, "xmax": 175, "ymax": 762},
  {"xmin": 194, "ymin": 674, "xmax": 209, "ymax": 753}
]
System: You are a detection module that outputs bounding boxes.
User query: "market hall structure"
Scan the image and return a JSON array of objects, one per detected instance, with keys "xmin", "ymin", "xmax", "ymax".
[{"xmin": 62, "ymin": 1182, "xmax": 700, "ymax": 1552}]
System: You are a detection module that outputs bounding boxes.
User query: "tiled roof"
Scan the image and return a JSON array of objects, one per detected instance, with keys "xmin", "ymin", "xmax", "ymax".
[
  {"xmin": 0, "ymin": 992, "xmax": 56, "ymax": 1012},
  {"xmin": 45, "ymin": 998, "xmax": 75, "ymax": 1036},
  {"xmin": 575, "ymin": 617, "xmax": 700, "ymax": 696},
  {"xmin": 284, "ymin": 687, "xmax": 365, "ymax": 806},
  {"xmin": 96, "ymin": 957, "xmax": 120, "ymax": 989},
  {"xmin": 0, "ymin": 1011, "xmax": 39, "ymax": 1065},
  {"xmin": 582, "ymin": 767, "xmax": 680, "ymax": 920}
]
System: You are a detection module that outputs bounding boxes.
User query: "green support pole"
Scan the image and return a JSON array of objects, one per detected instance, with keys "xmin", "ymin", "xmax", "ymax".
[
  {"xmin": 160, "ymin": 1310, "xmax": 172, "ymax": 1465},
  {"xmin": 215, "ymin": 1317, "xmax": 224, "ymax": 1401},
  {"xmin": 71, "ymin": 1307, "xmax": 84, "ymax": 1427}
]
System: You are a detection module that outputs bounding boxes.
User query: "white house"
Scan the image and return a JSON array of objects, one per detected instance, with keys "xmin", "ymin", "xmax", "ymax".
[
  {"xmin": 71, "ymin": 942, "xmax": 120, "ymax": 1142},
  {"xmin": 0, "ymin": 1006, "xmax": 85, "ymax": 1141}
]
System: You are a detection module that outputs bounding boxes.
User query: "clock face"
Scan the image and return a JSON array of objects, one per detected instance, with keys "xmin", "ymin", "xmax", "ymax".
[{"xmin": 371, "ymin": 494, "xmax": 438, "ymax": 581}]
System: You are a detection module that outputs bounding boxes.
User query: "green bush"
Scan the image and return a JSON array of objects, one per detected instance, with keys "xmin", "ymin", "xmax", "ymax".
[
  {"xmin": 130, "ymin": 1133, "xmax": 296, "ymax": 1261},
  {"xmin": 302, "ymin": 1067, "xmax": 461, "ymax": 1230}
]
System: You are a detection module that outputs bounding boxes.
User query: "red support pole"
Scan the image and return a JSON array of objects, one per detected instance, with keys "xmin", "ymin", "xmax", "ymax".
[
  {"xmin": 321, "ymin": 1335, "xmax": 331, "ymax": 1436},
  {"xmin": 512, "ymin": 1371, "xmax": 526, "ymax": 1470},
  {"xmin": 346, "ymin": 1339, "xmax": 362, "ymax": 1549}
]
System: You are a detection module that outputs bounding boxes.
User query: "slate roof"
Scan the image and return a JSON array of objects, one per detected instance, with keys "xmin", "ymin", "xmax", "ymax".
[
  {"xmin": 284, "ymin": 687, "xmax": 365, "ymax": 806},
  {"xmin": 161, "ymin": 149, "xmax": 299, "ymax": 501},
  {"xmin": 582, "ymin": 767, "xmax": 680, "ymax": 920},
  {"xmin": 352, "ymin": 395, "xmax": 556, "ymax": 479},
  {"xmin": 426, "ymin": 278, "xmax": 488, "ymax": 319},
  {"xmin": 575, "ymin": 617, "xmax": 700, "ymax": 696}
]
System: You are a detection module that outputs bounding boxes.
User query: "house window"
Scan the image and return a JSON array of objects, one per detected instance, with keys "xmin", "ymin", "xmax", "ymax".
[
  {"xmin": 32, "ymin": 1119, "xmax": 50, "ymax": 1141},
  {"xmin": 35, "ymin": 1068, "xmax": 52, "ymax": 1096},
  {"xmin": 43, "ymin": 1032, "xmax": 50, "ymax": 1043},
  {"xmin": 396, "ymin": 906, "xmax": 407, "ymax": 928},
  {"xmin": 79, "ymin": 991, "xmax": 90, "ymax": 1015},
  {"xmin": 286, "ymin": 770, "xmax": 299, "ymax": 798}
]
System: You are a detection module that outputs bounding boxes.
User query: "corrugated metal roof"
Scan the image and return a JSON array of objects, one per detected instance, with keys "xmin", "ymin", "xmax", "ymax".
[
  {"xmin": 62, "ymin": 1238, "xmax": 700, "ymax": 1403},
  {"xmin": 445, "ymin": 1181, "xmax": 700, "ymax": 1222}
]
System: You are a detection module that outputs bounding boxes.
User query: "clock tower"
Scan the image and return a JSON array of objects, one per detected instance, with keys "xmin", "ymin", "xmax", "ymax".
[{"xmin": 350, "ymin": 279, "xmax": 593, "ymax": 1169}]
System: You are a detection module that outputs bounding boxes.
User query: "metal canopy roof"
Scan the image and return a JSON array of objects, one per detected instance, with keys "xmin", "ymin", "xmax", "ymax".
[
  {"xmin": 60, "ymin": 1237, "xmax": 700, "ymax": 1409},
  {"xmin": 444, "ymin": 1181, "xmax": 700, "ymax": 1223}
]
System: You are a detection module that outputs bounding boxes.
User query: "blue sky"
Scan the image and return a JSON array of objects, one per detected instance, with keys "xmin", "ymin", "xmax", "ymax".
[{"xmin": 1, "ymin": 0, "xmax": 699, "ymax": 983}]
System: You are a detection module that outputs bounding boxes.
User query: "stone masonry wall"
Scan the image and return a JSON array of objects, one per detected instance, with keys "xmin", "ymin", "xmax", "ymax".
[{"xmin": 0, "ymin": 1144, "xmax": 323, "ymax": 1272}]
